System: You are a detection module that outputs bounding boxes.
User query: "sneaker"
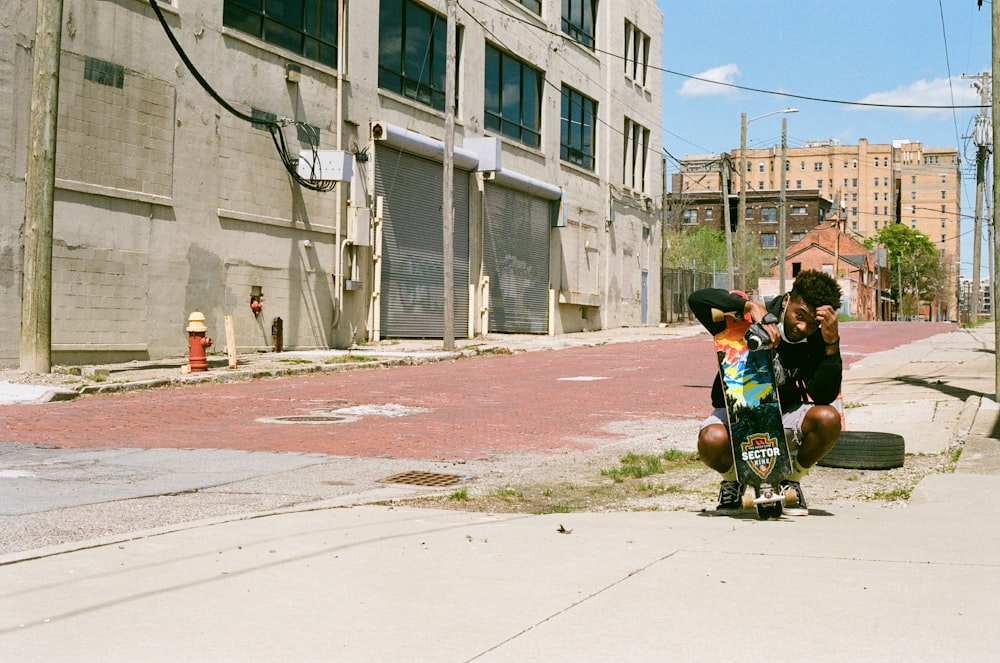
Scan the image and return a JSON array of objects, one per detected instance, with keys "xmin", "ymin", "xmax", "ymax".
[
  {"xmin": 715, "ymin": 480, "xmax": 745, "ymax": 512},
  {"xmin": 781, "ymin": 480, "xmax": 809, "ymax": 516}
]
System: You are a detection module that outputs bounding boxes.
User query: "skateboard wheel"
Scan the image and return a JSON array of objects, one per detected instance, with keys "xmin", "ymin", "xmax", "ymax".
[
  {"xmin": 783, "ymin": 487, "xmax": 799, "ymax": 506},
  {"xmin": 742, "ymin": 492, "xmax": 755, "ymax": 509}
]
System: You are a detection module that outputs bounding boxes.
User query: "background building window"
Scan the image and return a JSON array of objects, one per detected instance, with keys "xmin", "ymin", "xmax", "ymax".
[
  {"xmin": 561, "ymin": 85, "xmax": 596, "ymax": 170},
  {"xmin": 516, "ymin": 0, "xmax": 541, "ymax": 13},
  {"xmin": 378, "ymin": 0, "xmax": 456, "ymax": 111},
  {"xmin": 761, "ymin": 207, "xmax": 777, "ymax": 223},
  {"xmin": 681, "ymin": 209, "xmax": 698, "ymax": 225},
  {"xmin": 760, "ymin": 233, "xmax": 777, "ymax": 248},
  {"xmin": 562, "ymin": 0, "xmax": 597, "ymax": 49},
  {"xmin": 223, "ymin": 0, "xmax": 338, "ymax": 68},
  {"xmin": 623, "ymin": 117, "xmax": 650, "ymax": 192},
  {"xmin": 624, "ymin": 20, "xmax": 650, "ymax": 85},
  {"xmin": 485, "ymin": 45, "xmax": 542, "ymax": 148}
]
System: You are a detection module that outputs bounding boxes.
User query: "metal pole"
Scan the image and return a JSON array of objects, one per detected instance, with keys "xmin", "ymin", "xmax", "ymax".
[
  {"xmin": 21, "ymin": 0, "xmax": 65, "ymax": 373},
  {"xmin": 737, "ymin": 113, "xmax": 747, "ymax": 292},
  {"xmin": 779, "ymin": 116, "xmax": 788, "ymax": 296},
  {"xmin": 442, "ymin": 0, "xmax": 456, "ymax": 351}
]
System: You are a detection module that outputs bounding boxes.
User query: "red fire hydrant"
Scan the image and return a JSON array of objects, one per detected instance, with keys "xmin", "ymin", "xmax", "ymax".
[{"xmin": 186, "ymin": 311, "xmax": 213, "ymax": 372}]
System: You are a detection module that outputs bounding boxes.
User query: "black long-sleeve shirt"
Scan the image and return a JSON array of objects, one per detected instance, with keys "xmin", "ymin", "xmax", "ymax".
[{"xmin": 687, "ymin": 288, "xmax": 842, "ymax": 411}]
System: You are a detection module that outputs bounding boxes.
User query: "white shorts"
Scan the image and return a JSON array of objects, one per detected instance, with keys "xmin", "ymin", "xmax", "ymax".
[{"xmin": 699, "ymin": 403, "xmax": 813, "ymax": 453}]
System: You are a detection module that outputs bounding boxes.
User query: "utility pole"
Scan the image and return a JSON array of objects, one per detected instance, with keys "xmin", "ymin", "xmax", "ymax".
[
  {"xmin": 779, "ymin": 117, "xmax": 788, "ymax": 296},
  {"xmin": 442, "ymin": 0, "xmax": 456, "ymax": 351},
  {"xmin": 964, "ymin": 71, "xmax": 991, "ymax": 324},
  {"xmin": 721, "ymin": 156, "xmax": 734, "ymax": 289},
  {"xmin": 737, "ymin": 113, "xmax": 747, "ymax": 292},
  {"xmin": 992, "ymin": 0, "xmax": 1000, "ymax": 396},
  {"xmin": 21, "ymin": 0, "xmax": 65, "ymax": 373}
]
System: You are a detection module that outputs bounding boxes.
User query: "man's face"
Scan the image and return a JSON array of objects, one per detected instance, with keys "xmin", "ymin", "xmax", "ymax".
[{"xmin": 780, "ymin": 293, "xmax": 821, "ymax": 343}]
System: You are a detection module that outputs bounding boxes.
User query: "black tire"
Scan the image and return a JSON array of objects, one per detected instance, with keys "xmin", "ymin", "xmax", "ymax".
[{"xmin": 817, "ymin": 431, "xmax": 906, "ymax": 470}]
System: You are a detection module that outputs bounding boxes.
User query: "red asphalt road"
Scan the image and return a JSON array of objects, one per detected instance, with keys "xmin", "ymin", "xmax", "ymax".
[{"xmin": 0, "ymin": 322, "xmax": 954, "ymax": 460}]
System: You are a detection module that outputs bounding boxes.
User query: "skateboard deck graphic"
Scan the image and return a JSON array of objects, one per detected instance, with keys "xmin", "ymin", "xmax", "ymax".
[{"xmin": 713, "ymin": 313, "xmax": 791, "ymax": 519}]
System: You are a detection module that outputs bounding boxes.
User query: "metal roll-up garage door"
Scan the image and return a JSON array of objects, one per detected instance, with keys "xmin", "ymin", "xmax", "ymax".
[
  {"xmin": 374, "ymin": 146, "xmax": 469, "ymax": 338},
  {"xmin": 483, "ymin": 183, "xmax": 550, "ymax": 333}
]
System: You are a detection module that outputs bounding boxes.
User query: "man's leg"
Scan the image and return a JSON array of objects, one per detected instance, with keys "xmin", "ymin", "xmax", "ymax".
[
  {"xmin": 698, "ymin": 410, "xmax": 744, "ymax": 511},
  {"xmin": 796, "ymin": 404, "xmax": 842, "ymax": 468}
]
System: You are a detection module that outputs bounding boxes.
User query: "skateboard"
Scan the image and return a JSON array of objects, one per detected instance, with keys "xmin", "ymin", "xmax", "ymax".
[{"xmin": 711, "ymin": 306, "xmax": 795, "ymax": 519}]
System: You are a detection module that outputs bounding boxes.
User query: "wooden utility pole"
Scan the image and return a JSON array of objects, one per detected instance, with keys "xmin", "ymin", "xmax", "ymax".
[
  {"xmin": 21, "ymin": 0, "xmax": 65, "ymax": 373},
  {"xmin": 721, "ymin": 157, "xmax": 734, "ymax": 289},
  {"xmin": 992, "ymin": 0, "xmax": 999, "ymax": 396},
  {"xmin": 778, "ymin": 117, "xmax": 788, "ymax": 295},
  {"xmin": 442, "ymin": 0, "xmax": 456, "ymax": 351}
]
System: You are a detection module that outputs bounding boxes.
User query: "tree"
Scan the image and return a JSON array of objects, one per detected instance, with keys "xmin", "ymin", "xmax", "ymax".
[
  {"xmin": 863, "ymin": 223, "xmax": 944, "ymax": 318},
  {"xmin": 662, "ymin": 225, "xmax": 770, "ymax": 292},
  {"xmin": 662, "ymin": 226, "xmax": 726, "ymax": 271}
]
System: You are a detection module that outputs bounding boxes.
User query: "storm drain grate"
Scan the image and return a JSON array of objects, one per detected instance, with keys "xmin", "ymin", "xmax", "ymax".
[{"xmin": 380, "ymin": 471, "xmax": 470, "ymax": 487}]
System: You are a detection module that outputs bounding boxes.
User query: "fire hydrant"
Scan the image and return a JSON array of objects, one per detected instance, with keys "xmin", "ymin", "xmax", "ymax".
[{"xmin": 186, "ymin": 311, "xmax": 213, "ymax": 372}]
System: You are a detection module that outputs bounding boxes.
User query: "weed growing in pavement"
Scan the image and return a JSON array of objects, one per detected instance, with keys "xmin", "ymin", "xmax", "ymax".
[
  {"xmin": 448, "ymin": 487, "xmax": 469, "ymax": 501},
  {"xmin": 600, "ymin": 450, "xmax": 701, "ymax": 483},
  {"xmin": 277, "ymin": 358, "xmax": 312, "ymax": 365},
  {"xmin": 324, "ymin": 355, "xmax": 377, "ymax": 364}
]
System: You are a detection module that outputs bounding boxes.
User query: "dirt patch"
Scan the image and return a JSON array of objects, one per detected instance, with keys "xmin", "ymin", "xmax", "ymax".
[{"xmin": 394, "ymin": 450, "xmax": 957, "ymax": 515}]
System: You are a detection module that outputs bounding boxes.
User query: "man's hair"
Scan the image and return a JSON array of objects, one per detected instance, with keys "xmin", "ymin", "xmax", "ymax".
[{"xmin": 790, "ymin": 270, "xmax": 842, "ymax": 310}]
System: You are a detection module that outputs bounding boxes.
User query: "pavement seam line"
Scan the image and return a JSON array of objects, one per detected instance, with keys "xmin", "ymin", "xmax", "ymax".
[{"xmin": 466, "ymin": 547, "xmax": 686, "ymax": 661}]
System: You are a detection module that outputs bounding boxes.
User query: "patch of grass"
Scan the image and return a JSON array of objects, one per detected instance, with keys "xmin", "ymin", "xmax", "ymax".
[
  {"xmin": 324, "ymin": 355, "xmax": 377, "ymax": 365},
  {"xmin": 870, "ymin": 486, "xmax": 913, "ymax": 501},
  {"xmin": 601, "ymin": 450, "xmax": 702, "ymax": 483},
  {"xmin": 843, "ymin": 401, "xmax": 867, "ymax": 409},
  {"xmin": 541, "ymin": 488, "xmax": 554, "ymax": 497},
  {"xmin": 277, "ymin": 358, "xmax": 313, "ymax": 365},
  {"xmin": 447, "ymin": 487, "xmax": 469, "ymax": 501},
  {"xmin": 491, "ymin": 487, "xmax": 523, "ymax": 500}
]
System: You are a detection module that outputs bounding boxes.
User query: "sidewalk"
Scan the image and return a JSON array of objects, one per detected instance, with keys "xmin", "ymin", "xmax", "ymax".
[{"xmin": 1, "ymin": 323, "xmax": 999, "ymax": 661}]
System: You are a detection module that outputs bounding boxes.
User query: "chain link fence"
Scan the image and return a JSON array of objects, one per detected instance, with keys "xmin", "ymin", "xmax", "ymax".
[{"xmin": 660, "ymin": 268, "xmax": 729, "ymax": 323}]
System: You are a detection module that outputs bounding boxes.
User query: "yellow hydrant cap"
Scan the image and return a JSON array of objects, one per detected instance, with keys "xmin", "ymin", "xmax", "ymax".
[{"xmin": 186, "ymin": 311, "xmax": 208, "ymax": 333}]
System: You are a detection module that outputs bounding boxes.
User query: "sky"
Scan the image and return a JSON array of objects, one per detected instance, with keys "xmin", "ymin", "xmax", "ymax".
[{"xmin": 657, "ymin": 0, "xmax": 992, "ymax": 278}]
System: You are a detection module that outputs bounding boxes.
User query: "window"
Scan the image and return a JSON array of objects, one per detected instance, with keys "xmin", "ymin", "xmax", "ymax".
[
  {"xmin": 795, "ymin": 180, "xmax": 802, "ymax": 189},
  {"xmin": 911, "ymin": 176, "xmax": 917, "ymax": 184},
  {"xmin": 681, "ymin": 210, "xmax": 698, "ymax": 225},
  {"xmin": 705, "ymin": 209, "xmax": 714, "ymax": 220},
  {"xmin": 744, "ymin": 207, "xmax": 753, "ymax": 220},
  {"xmin": 623, "ymin": 117, "xmax": 650, "ymax": 192},
  {"xmin": 760, "ymin": 233, "xmax": 777, "ymax": 249},
  {"xmin": 758, "ymin": 162, "xmax": 765, "ymax": 173},
  {"xmin": 941, "ymin": 174, "xmax": 947, "ymax": 184},
  {"xmin": 813, "ymin": 162, "xmax": 823, "ymax": 171},
  {"xmin": 485, "ymin": 45, "xmax": 542, "ymax": 148},
  {"xmin": 817, "ymin": 180, "xmax": 823, "ymax": 188},
  {"xmin": 223, "ymin": 0, "xmax": 338, "ymax": 67},
  {"xmin": 516, "ymin": 0, "xmax": 541, "ymax": 13},
  {"xmin": 561, "ymin": 85, "xmax": 596, "ymax": 170},
  {"xmin": 562, "ymin": 0, "xmax": 597, "ymax": 50},
  {"xmin": 941, "ymin": 191, "xmax": 947, "ymax": 200},
  {"xmin": 852, "ymin": 159, "xmax": 858, "ymax": 168},
  {"xmin": 852, "ymin": 178, "xmax": 858, "ymax": 187},
  {"xmin": 378, "ymin": 0, "xmax": 457, "ymax": 111},
  {"xmin": 624, "ymin": 21, "xmax": 650, "ymax": 85},
  {"xmin": 874, "ymin": 158, "xmax": 879, "ymax": 167},
  {"xmin": 911, "ymin": 191, "xmax": 916, "ymax": 200},
  {"xmin": 761, "ymin": 208, "xmax": 777, "ymax": 223},
  {"xmin": 791, "ymin": 206, "xmax": 806, "ymax": 215}
]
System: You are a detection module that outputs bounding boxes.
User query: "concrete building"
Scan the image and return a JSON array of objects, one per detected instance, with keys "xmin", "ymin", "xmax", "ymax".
[
  {"xmin": 668, "ymin": 138, "xmax": 961, "ymax": 318},
  {"xmin": 1, "ymin": 0, "xmax": 663, "ymax": 367}
]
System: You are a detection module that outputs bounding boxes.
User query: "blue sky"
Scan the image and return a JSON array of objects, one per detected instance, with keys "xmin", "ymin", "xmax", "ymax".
[{"xmin": 657, "ymin": 1, "xmax": 992, "ymax": 278}]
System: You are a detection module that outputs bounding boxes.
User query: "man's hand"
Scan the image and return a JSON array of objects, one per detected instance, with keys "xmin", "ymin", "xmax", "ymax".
[
  {"xmin": 815, "ymin": 304, "xmax": 840, "ymax": 346},
  {"xmin": 745, "ymin": 300, "xmax": 780, "ymax": 346}
]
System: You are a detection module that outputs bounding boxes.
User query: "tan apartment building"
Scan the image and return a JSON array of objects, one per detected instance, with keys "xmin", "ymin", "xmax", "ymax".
[
  {"xmin": 1, "ymin": 0, "xmax": 664, "ymax": 366},
  {"xmin": 670, "ymin": 138, "xmax": 961, "ymax": 318}
]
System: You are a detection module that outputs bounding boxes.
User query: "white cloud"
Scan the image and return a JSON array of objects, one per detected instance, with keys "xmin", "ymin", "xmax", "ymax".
[
  {"xmin": 678, "ymin": 64, "xmax": 741, "ymax": 97},
  {"xmin": 855, "ymin": 77, "xmax": 981, "ymax": 115}
]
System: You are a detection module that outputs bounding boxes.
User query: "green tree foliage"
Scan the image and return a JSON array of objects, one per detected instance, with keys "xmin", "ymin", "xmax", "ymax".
[
  {"xmin": 662, "ymin": 226, "xmax": 726, "ymax": 271},
  {"xmin": 863, "ymin": 223, "xmax": 944, "ymax": 317},
  {"xmin": 662, "ymin": 226, "xmax": 771, "ymax": 292}
]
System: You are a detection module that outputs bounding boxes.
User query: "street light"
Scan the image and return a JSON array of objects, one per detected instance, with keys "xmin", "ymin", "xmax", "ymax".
[{"xmin": 737, "ymin": 108, "xmax": 798, "ymax": 292}]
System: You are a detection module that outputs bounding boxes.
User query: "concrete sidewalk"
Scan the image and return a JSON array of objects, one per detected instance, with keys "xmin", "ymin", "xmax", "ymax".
[{"xmin": 1, "ymin": 323, "xmax": 999, "ymax": 661}]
